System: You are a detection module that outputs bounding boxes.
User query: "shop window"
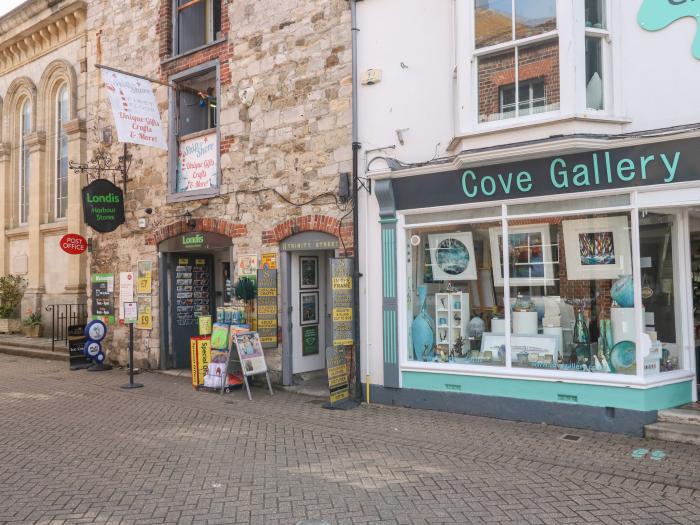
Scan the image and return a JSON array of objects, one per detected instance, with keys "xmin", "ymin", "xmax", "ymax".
[
  {"xmin": 406, "ymin": 211, "xmax": 642, "ymax": 375},
  {"xmin": 174, "ymin": 0, "xmax": 222, "ymax": 55},
  {"xmin": 584, "ymin": 0, "xmax": 609, "ymax": 111},
  {"xmin": 475, "ymin": 1, "xmax": 560, "ymax": 122},
  {"xmin": 18, "ymin": 99, "xmax": 31, "ymax": 225},
  {"xmin": 55, "ymin": 85, "xmax": 69, "ymax": 220},
  {"xmin": 172, "ymin": 66, "xmax": 219, "ymax": 195}
]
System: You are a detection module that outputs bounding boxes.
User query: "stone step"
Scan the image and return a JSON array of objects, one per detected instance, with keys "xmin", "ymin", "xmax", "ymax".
[
  {"xmin": 0, "ymin": 343, "xmax": 68, "ymax": 361},
  {"xmin": 645, "ymin": 421, "xmax": 700, "ymax": 446},
  {"xmin": 658, "ymin": 408, "xmax": 700, "ymax": 426},
  {"xmin": 0, "ymin": 337, "xmax": 57, "ymax": 351}
]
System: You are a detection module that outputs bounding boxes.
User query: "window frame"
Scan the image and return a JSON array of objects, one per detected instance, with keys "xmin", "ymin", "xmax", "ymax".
[
  {"xmin": 171, "ymin": 0, "xmax": 223, "ymax": 59},
  {"xmin": 167, "ymin": 60, "xmax": 221, "ymax": 203},
  {"xmin": 18, "ymin": 99, "xmax": 31, "ymax": 226},
  {"xmin": 54, "ymin": 84, "xmax": 69, "ymax": 221},
  {"xmin": 583, "ymin": 0, "xmax": 612, "ymax": 113}
]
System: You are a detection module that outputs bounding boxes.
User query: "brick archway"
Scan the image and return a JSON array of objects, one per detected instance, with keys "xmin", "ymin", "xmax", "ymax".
[
  {"xmin": 146, "ymin": 218, "xmax": 247, "ymax": 246},
  {"xmin": 262, "ymin": 214, "xmax": 353, "ymax": 254}
]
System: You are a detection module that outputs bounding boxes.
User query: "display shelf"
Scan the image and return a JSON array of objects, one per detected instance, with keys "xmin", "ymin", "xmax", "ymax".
[{"xmin": 435, "ymin": 292, "xmax": 470, "ymax": 357}]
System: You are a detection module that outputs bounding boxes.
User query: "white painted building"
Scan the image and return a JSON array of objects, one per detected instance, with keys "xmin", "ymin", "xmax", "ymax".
[{"xmin": 356, "ymin": 0, "xmax": 700, "ymax": 435}]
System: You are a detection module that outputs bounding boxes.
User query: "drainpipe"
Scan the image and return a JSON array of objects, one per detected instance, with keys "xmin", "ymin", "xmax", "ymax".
[{"xmin": 351, "ymin": 0, "xmax": 363, "ymax": 401}]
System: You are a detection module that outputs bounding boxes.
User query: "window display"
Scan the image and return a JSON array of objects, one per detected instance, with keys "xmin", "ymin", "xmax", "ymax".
[{"xmin": 406, "ymin": 211, "xmax": 647, "ymax": 375}]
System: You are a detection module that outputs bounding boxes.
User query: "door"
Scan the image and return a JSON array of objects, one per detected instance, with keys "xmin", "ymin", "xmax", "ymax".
[
  {"xmin": 291, "ymin": 252, "xmax": 327, "ymax": 373},
  {"xmin": 169, "ymin": 253, "xmax": 214, "ymax": 368}
]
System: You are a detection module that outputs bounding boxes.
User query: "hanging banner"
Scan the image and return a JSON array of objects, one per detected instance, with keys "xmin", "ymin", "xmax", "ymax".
[
  {"xmin": 102, "ymin": 69, "xmax": 166, "ymax": 149},
  {"xmin": 176, "ymin": 132, "xmax": 218, "ymax": 192},
  {"xmin": 137, "ymin": 260, "xmax": 152, "ymax": 294},
  {"xmin": 331, "ymin": 258, "xmax": 354, "ymax": 347},
  {"xmin": 256, "ymin": 269, "xmax": 278, "ymax": 348},
  {"xmin": 82, "ymin": 179, "xmax": 125, "ymax": 233}
]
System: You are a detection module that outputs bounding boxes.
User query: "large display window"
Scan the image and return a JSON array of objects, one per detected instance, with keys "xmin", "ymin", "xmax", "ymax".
[{"xmin": 404, "ymin": 200, "xmax": 689, "ymax": 380}]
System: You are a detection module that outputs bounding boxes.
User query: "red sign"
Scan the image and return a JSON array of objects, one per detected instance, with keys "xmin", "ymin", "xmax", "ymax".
[{"xmin": 60, "ymin": 234, "xmax": 87, "ymax": 255}]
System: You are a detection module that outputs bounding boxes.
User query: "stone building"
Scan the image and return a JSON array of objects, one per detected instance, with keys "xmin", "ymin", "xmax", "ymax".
[
  {"xmin": 84, "ymin": 0, "xmax": 352, "ymax": 382},
  {"xmin": 0, "ymin": 0, "xmax": 88, "ymax": 332}
]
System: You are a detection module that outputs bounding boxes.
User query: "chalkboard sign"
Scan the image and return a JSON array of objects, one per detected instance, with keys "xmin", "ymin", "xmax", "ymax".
[{"xmin": 68, "ymin": 324, "xmax": 90, "ymax": 370}]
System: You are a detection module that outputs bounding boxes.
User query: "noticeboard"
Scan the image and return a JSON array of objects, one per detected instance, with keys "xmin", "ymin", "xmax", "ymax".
[
  {"xmin": 326, "ymin": 345, "xmax": 349, "ymax": 404},
  {"xmin": 331, "ymin": 258, "xmax": 354, "ymax": 347},
  {"xmin": 256, "ymin": 269, "xmax": 278, "ymax": 348}
]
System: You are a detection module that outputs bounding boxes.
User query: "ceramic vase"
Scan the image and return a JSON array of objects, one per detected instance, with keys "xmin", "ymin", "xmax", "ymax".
[
  {"xmin": 573, "ymin": 308, "xmax": 591, "ymax": 362},
  {"xmin": 411, "ymin": 286, "xmax": 435, "ymax": 361},
  {"xmin": 611, "ymin": 275, "xmax": 635, "ymax": 308}
]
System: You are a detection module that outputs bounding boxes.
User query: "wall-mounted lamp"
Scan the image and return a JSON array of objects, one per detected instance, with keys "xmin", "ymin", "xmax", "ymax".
[{"xmin": 184, "ymin": 210, "xmax": 196, "ymax": 229}]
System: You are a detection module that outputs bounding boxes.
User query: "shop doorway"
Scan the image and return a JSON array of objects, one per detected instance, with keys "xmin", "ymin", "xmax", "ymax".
[
  {"xmin": 280, "ymin": 231, "xmax": 340, "ymax": 385},
  {"xmin": 158, "ymin": 231, "xmax": 233, "ymax": 370}
]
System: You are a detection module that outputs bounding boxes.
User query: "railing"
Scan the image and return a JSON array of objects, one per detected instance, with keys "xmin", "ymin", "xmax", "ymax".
[{"xmin": 45, "ymin": 303, "xmax": 88, "ymax": 352}]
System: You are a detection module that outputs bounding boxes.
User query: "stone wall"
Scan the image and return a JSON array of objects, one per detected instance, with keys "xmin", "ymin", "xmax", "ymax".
[{"xmin": 84, "ymin": 0, "xmax": 353, "ymax": 373}]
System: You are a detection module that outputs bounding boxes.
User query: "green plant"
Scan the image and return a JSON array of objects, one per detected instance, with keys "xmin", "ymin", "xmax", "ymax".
[
  {"xmin": 23, "ymin": 310, "xmax": 41, "ymax": 326},
  {"xmin": 233, "ymin": 277, "xmax": 257, "ymax": 301},
  {"xmin": 0, "ymin": 275, "xmax": 26, "ymax": 319}
]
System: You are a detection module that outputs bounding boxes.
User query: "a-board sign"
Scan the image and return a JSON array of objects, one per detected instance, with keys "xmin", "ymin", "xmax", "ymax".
[
  {"xmin": 326, "ymin": 345, "xmax": 349, "ymax": 404},
  {"xmin": 59, "ymin": 233, "xmax": 87, "ymax": 255},
  {"xmin": 82, "ymin": 179, "xmax": 125, "ymax": 233},
  {"xmin": 232, "ymin": 331, "xmax": 268, "ymax": 376},
  {"xmin": 68, "ymin": 324, "xmax": 89, "ymax": 369},
  {"xmin": 256, "ymin": 269, "xmax": 278, "ymax": 348}
]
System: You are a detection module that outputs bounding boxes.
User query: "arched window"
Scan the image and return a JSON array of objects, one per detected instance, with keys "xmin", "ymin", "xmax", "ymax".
[
  {"xmin": 19, "ymin": 99, "xmax": 31, "ymax": 225},
  {"xmin": 55, "ymin": 85, "xmax": 69, "ymax": 219}
]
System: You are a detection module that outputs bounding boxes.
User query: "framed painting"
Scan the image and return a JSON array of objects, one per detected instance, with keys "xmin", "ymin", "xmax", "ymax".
[
  {"xmin": 428, "ymin": 232, "xmax": 477, "ymax": 281},
  {"xmin": 562, "ymin": 216, "xmax": 631, "ymax": 280},
  {"xmin": 300, "ymin": 291, "xmax": 319, "ymax": 326},
  {"xmin": 299, "ymin": 256, "xmax": 318, "ymax": 289},
  {"xmin": 489, "ymin": 224, "xmax": 555, "ymax": 287}
]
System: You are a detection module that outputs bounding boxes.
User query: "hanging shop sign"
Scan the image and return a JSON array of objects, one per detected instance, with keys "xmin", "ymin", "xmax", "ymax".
[
  {"xmin": 331, "ymin": 258, "xmax": 354, "ymax": 347},
  {"xmin": 390, "ymin": 137, "xmax": 700, "ymax": 210},
  {"xmin": 326, "ymin": 345, "xmax": 349, "ymax": 404},
  {"xmin": 59, "ymin": 233, "xmax": 87, "ymax": 255},
  {"xmin": 91, "ymin": 273, "xmax": 115, "ymax": 325},
  {"xmin": 256, "ymin": 269, "xmax": 278, "ymax": 348},
  {"xmin": 102, "ymin": 69, "xmax": 166, "ymax": 149},
  {"xmin": 177, "ymin": 132, "xmax": 218, "ymax": 192},
  {"xmin": 638, "ymin": 2, "xmax": 700, "ymax": 60},
  {"xmin": 82, "ymin": 179, "xmax": 125, "ymax": 233}
]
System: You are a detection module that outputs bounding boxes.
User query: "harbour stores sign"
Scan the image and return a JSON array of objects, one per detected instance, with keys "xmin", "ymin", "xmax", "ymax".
[
  {"xmin": 82, "ymin": 179, "xmax": 125, "ymax": 233},
  {"xmin": 391, "ymin": 138, "xmax": 700, "ymax": 210}
]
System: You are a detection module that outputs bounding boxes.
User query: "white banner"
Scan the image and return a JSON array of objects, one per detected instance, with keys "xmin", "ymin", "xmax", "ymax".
[
  {"xmin": 177, "ymin": 132, "xmax": 218, "ymax": 192},
  {"xmin": 102, "ymin": 69, "xmax": 166, "ymax": 150}
]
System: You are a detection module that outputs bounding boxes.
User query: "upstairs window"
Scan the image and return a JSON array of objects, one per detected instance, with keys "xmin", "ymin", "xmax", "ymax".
[
  {"xmin": 174, "ymin": 0, "xmax": 222, "ymax": 55},
  {"xmin": 584, "ymin": 0, "xmax": 609, "ymax": 111},
  {"xmin": 475, "ymin": 0, "xmax": 560, "ymax": 122},
  {"xmin": 19, "ymin": 100, "xmax": 31, "ymax": 225},
  {"xmin": 55, "ymin": 85, "xmax": 69, "ymax": 220}
]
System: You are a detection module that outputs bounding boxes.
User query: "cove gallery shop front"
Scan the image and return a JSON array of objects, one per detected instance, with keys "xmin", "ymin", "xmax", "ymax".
[{"xmin": 371, "ymin": 135, "xmax": 700, "ymax": 435}]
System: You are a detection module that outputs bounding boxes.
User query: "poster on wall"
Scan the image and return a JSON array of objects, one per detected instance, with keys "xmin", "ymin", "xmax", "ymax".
[
  {"xmin": 261, "ymin": 253, "xmax": 278, "ymax": 270},
  {"xmin": 331, "ymin": 258, "xmax": 354, "ymax": 347},
  {"xmin": 302, "ymin": 325, "xmax": 319, "ymax": 356},
  {"xmin": 137, "ymin": 260, "xmax": 152, "ymax": 294},
  {"xmin": 119, "ymin": 272, "xmax": 135, "ymax": 322},
  {"xmin": 136, "ymin": 295, "xmax": 152, "ymax": 330},
  {"xmin": 91, "ymin": 273, "xmax": 115, "ymax": 325},
  {"xmin": 428, "ymin": 232, "xmax": 477, "ymax": 281},
  {"xmin": 237, "ymin": 255, "xmax": 258, "ymax": 279},
  {"xmin": 256, "ymin": 269, "xmax": 278, "ymax": 348},
  {"xmin": 176, "ymin": 131, "xmax": 218, "ymax": 192},
  {"xmin": 102, "ymin": 69, "xmax": 166, "ymax": 150}
]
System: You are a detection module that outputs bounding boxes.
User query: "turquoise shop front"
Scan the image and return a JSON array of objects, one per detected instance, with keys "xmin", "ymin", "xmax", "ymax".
[{"xmin": 371, "ymin": 136, "xmax": 699, "ymax": 435}]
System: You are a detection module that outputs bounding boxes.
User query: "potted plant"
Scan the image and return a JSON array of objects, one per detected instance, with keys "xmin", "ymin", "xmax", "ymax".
[
  {"xmin": 0, "ymin": 275, "xmax": 26, "ymax": 334},
  {"xmin": 22, "ymin": 310, "xmax": 42, "ymax": 338}
]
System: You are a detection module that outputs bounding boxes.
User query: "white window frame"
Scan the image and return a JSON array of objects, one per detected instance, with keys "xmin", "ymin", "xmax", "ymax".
[
  {"xmin": 582, "ymin": 0, "xmax": 613, "ymax": 113},
  {"xmin": 55, "ymin": 85, "xmax": 69, "ymax": 221},
  {"xmin": 18, "ymin": 100, "xmax": 30, "ymax": 226},
  {"xmin": 396, "ymin": 185, "xmax": 698, "ymax": 393}
]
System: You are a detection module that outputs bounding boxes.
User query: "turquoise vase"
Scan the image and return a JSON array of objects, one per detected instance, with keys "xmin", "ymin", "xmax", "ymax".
[
  {"xmin": 611, "ymin": 275, "xmax": 634, "ymax": 307},
  {"xmin": 411, "ymin": 286, "xmax": 435, "ymax": 361}
]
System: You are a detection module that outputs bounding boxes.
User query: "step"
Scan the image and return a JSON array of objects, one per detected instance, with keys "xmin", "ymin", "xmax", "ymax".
[
  {"xmin": 645, "ymin": 421, "xmax": 700, "ymax": 446},
  {"xmin": 0, "ymin": 337, "xmax": 56, "ymax": 351},
  {"xmin": 658, "ymin": 408, "xmax": 700, "ymax": 426},
  {"xmin": 0, "ymin": 344, "xmax": 68, "ymax": 362}
]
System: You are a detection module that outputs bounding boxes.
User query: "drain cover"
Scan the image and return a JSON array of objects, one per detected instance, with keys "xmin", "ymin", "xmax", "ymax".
[
  {"xmin": 561, "ymin": 434, "xmax": 582, "ymax": 442},
  {"xmin": 296, "ymin": 521, "xmax": 330, "ymax": 525}
]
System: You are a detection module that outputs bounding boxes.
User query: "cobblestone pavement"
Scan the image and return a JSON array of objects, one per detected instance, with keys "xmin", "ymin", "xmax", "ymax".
[{"xmin": 1, "ymin": 354, "xmax": 700, "ymax": 525}]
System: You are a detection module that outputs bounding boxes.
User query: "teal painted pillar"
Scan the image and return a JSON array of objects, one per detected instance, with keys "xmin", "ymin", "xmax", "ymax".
[{"xmin": 375, "ymin": 179, "xmax": 400, "ymax": 388}]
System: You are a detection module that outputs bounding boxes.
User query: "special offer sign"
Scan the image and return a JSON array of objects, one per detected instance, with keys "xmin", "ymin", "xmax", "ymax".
[{"xmin": 59, "ymin": 234, "xmax": 87, "ymax": 255}]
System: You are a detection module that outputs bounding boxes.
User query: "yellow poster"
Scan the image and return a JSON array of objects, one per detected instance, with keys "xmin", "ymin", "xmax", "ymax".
[
  {"xmin": 137, "ymin": 260, "xmax": 152, "ymax": 294},
  {"xmin": 198, "ymin": 337, "xmax": 211, "ymax": 385},
  {"xmin": 190, "ymin": 339, "xmax": 199, "ymax": 387},
  {"xmin": 333, "ymin": 307, "xmax": 353, "ymax": 322},
  {"xmin": 261, "ymin": 253, "xmax": 277, "ymax": 270},
  {"xmin": 136, "ymin": 296, "xmax": 152, "ymax": 330}
]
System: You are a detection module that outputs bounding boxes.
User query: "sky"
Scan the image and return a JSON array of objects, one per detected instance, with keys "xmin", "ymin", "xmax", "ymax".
[{"xmin": 0, "ymin": 0, "xmax": 26, "ymax": 18}]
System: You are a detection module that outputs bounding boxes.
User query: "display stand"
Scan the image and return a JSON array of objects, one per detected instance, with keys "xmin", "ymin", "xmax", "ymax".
[{"xmin": 230, "ymin": 331, "xmax": 273, "ymax": 400}]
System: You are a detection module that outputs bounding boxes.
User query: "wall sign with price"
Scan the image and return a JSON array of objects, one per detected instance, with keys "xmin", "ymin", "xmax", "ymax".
[{"xmin": 136, "ymin": 295, "xmax": 152, "ymax": 330}]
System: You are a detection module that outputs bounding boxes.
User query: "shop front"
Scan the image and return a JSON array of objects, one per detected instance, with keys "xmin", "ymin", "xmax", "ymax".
[{"xmin": 371, "ymin": 135, "xmax": 699, "ymax": 435}]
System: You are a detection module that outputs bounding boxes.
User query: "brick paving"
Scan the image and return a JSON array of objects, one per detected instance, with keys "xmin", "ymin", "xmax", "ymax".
[{"xmin": 1, "ymin": 354, "xmax": 699, "ymax": 524}]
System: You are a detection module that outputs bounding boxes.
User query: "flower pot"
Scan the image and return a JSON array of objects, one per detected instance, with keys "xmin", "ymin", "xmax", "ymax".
[
  {"xmin": 0, "ymin": 318, "xmax": 21, "ymax": 334},
  {"xmin": 23, "ymin": 324, "xmax": 42, "ymax": 338}
]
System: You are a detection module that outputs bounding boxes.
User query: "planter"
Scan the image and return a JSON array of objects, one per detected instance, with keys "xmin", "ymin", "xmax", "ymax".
[
  {"xmin": 0, "ymin": 318, "xmax": 21, "ymax": 334},
  {"xmin": 22, "ymin": 324, "xmax": 42, "ymax": 338}
]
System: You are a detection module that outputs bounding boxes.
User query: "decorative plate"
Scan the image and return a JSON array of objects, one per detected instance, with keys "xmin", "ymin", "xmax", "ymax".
[{"xmin": 610, "ymin": 340, "xmax": 636, "ymax": 374}]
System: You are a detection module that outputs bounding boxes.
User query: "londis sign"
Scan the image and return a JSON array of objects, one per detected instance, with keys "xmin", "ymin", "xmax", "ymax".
[
  {"xmin": 638, "ymin": 1, "xmax": 700, "ymax": 59},
  {"xmin": 81, "ymin": 179, "xmax": 125, "ymax": 233},
  {"xmin": 391, "ymin": 138, "xmax": 700, "ymax": 211}
]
